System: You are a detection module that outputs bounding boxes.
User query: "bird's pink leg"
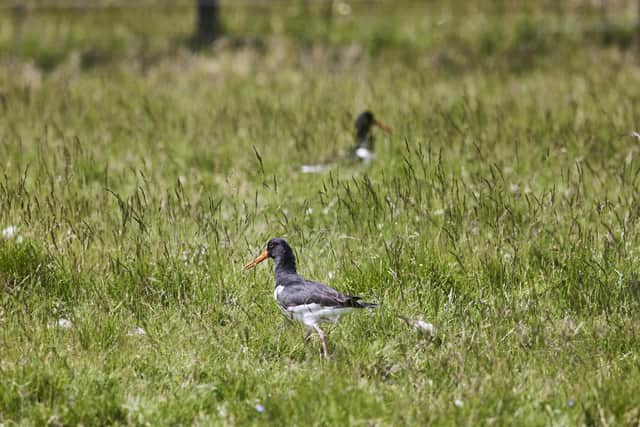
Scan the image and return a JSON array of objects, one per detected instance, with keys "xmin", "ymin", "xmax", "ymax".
[
  {"xmin": 304, "ymin": 329, "xmax": 313, "ymax": 342},
  {"xmin": 313, "ymin": 324, "xmax": 329, "ymax": 359}
]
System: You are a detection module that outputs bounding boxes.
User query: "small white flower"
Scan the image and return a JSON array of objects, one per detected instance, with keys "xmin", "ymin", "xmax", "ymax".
[
  {"xmin": 57, "ymin": 318, "xmax": 73, "ymax": 329},
  {"xmin": 432, "ymin": 209, "xmax": 444, "ymax": 216},
  {"xmin": 399, "ymin": 316, "xmax": 437, "ymax": 337},
  {"xmin": 218, "ymin": 404, "xmax": 228, "ymax": 418},
  {"xmin": 412, "ymin": 320, "xmax": 436, "ymax": 336},
  {"xmin": 336, "ymin": 1, "xmax": 351, "ymax": 16},
  {"xmin": 454, "ymin": 399, "xmax": 464, "ymax": 408},
  {"xmin": 328, "ymin": 271, "xmax": 335, "ymax": 279},
  {"xmin": 301, "ymin": 164, "xmax": 326, "ymax": 174},
  {"xmin": 2, "ymin": 225, "xmax": 17, "ymax": 239},
  {"xmin": 255, "ymin": 404, "xmax": 265, "ymax": 413},
  {"xmin": 16, "ymin": 235, "xmax": 24, "ymax": 244},
  {"xmin": 128, "ymin": 327, "xmax": 146, "ymax": 337}
]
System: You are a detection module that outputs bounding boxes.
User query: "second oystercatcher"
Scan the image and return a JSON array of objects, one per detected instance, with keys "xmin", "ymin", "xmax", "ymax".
[
  {"xmin": 300, "ymin": 110, "xmax": 391, "ymax": 173},
  {"xmin": 243, "ymin": 238, "xmax": 377, "ymax": 359},
  {"xmin": 349, "ymin": 110, "xmax": 392, "ymax": 164}
]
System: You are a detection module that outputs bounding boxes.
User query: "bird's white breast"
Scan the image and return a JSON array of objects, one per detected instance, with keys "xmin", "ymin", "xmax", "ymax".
[{"xmin": 274, "ymin": 285, "xmax": 284, "ymax": 301}]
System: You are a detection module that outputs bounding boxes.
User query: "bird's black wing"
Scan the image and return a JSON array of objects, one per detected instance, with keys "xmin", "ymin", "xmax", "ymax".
[{"xmin": 278, "ymin": 279, "xmax": 376, "ymax": 309}]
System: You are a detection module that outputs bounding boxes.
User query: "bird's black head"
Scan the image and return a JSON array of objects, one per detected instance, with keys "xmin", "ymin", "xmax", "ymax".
[
  {"xmin": 355, "ymin": 111, "xmax": 376, "ymax": 136},
  {"xmin": 243, "ymin": 237, "xmax": 297, "ymax": 273},
  {"xmin": 266, "ymin": 238, "xmax": 294, "ymax": 261},
  {"xmin": 354, "ymin": 110, "xmax": 391, "ymax": 139}
]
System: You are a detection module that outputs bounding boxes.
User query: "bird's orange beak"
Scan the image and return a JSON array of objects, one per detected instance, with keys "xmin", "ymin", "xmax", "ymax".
[
  {"xmin": 242, "ymin": 250, "xmax": 268, "ymax": 271},
  {"xmin": 373, "ymin": 119, "xmax": 392, "ymax": 133}
]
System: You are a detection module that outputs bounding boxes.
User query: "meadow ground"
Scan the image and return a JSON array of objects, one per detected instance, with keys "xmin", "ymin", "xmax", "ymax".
[{"xmin": 1, "ymin": 1, "xmax": 640, "ymax": 425}]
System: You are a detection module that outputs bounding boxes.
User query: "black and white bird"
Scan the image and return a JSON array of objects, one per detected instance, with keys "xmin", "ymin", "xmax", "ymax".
[
  {"xmin": 300, "ymin": 110, "xmax": 391, "ymax": 173},
  {"xmin": 349, "ymin": 110, "xmax": 392, "ymax": 164},
  {"xmin": 242, "ymin": 238, "xmax": 377, "ymax": 359}
]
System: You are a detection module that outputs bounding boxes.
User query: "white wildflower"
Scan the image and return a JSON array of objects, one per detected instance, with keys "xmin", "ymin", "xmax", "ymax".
[
  {"xmin": 454, "ymin": 399, "xmax": 464, "ymax": 408},
  {"xmin": 336, "ymin": 1, "xmax": 351, "ymax": 16},
  {"xmin": 399, "ymin": 316, "xmax": 437, "ymax": 338},
  {"xmin": 128, "ymin": 327, "xmax": 146, "ymax": 337},
  {"xmin": 2, "ymin": 225, "xmax": 17, "ymax": 239},
  {"xmin": 301, "ymin": 164, "xmax": 326, "ymax": 174},
  {"xmin": 412, "ymin": 319, "xmax": 436, "ymax": 336},
  {"xmin": 57, "ymin": 318, "xmax": 73, "ymax": 329},
  {"xmin": 432, "ymin": 209, "xmax": 444, "ymax": 216}
]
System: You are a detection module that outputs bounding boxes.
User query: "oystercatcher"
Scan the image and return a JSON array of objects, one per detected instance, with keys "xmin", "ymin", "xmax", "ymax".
[
  {"xmin": 242, "ymin": 238, "xmax": 377, "ymax": 359},
  {"xmin": 349, "ymin": 110, "xmax": 392, "ymax": 164},
  {"xmin": 300, "ymin": 110, "xmax": 391, "ymax": 173}
]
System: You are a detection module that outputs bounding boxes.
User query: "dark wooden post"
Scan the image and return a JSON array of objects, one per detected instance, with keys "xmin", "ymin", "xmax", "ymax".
[
  {"xmin": 637, "ymin": 0, "xmax": 640, "ymax": 50},
  {"xmin": 196, "ymin": 0, "xmax": 220, "ymax": 43}
]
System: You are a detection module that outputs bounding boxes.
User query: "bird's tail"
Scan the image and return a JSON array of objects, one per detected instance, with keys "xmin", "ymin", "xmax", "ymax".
[
  {"xmin": 358, "ymin": 301, "xmax": 378, "ymax": 309},
  {"xmin": 347, "ymin": 296, "xmax": 378, "ymax": 309}
]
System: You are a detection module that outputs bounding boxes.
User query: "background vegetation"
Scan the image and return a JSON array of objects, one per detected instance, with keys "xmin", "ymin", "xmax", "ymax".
[{"xmin": 1, "ymin": 0, "xmax": 640, "ymax": 424}]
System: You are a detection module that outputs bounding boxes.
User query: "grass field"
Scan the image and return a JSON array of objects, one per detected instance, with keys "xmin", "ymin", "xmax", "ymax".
[{"xmin": 1, "ymin": 1, "xmax": 640, "ymax": 425}]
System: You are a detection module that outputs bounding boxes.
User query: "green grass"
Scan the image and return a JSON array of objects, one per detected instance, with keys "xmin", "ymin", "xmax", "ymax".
[{"xmin": 1, "ymin": 1, "xmax": 640, "ymax": 425}]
